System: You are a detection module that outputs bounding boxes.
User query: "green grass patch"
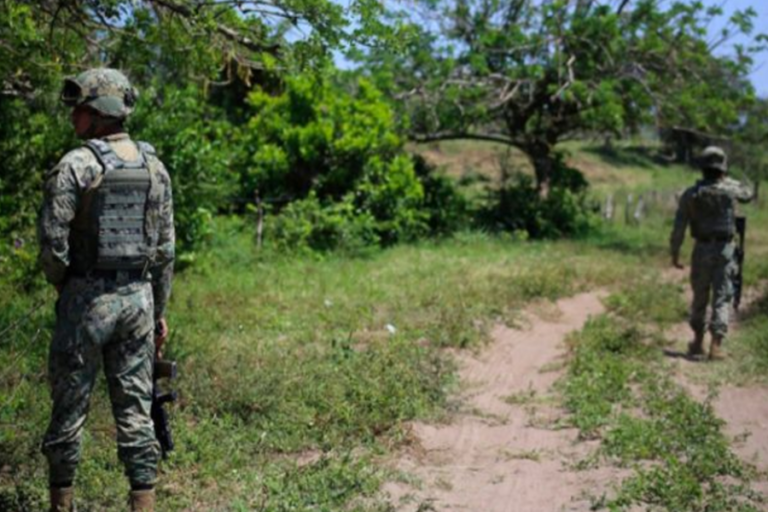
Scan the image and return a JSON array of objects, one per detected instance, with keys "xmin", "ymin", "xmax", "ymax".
[
  {"xmin": 604, "ymin": 275, "xmax": 687, "ymax": 327},
  {"xmin": 561, "ymin": 316, "xmax": 653, "ymax": 438}
]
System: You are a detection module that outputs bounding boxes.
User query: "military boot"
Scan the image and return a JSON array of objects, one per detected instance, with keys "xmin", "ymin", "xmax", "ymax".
[
  {"xmin": 687, "ymin": 331, "xmax": 705, "ymax": 358},
  {"xmin": 50, "ymin": 486, "xmax": 74, "ymax": 512},
  {"xmin": 129, "ymin": 489, "xmax": 155, "ymax": 512},
  {"xmin": 709, "ymin": 335, "xmax": 726, "ymax": 361}
]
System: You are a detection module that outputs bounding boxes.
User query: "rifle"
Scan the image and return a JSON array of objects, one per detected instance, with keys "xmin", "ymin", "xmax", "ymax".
[
  {"xmin": 152, "ymin": 358, "xmax": 177, "ymax": 459},
  {"xmin": 733, "ymin": 216, "xmax": 747, "ymax": 311}
]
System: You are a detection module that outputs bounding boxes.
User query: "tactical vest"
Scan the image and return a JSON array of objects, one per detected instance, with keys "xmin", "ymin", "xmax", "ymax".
[
  {"xmin": 689, "ymin": 181, "xmax": 736, "ymax": 240},
  {"xmin": 69, "ymin": 138, "xmax": 162, "ymax": 273}
]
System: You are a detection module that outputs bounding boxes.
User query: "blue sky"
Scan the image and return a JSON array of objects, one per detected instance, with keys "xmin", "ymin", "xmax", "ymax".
[{"xmin": 703, "ymin": 0, "xmax": 767, "ymax": 96}]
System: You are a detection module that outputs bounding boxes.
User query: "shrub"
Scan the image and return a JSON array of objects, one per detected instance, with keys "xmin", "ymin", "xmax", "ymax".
[
  {"xmin": 479, "ymin": 152, "xmax": 596, "ymax": 238},
  {"xmin": 239, "ymin": 74, "xmax": 431, "ymax": 249},
  {"xmin": 413, "ymin": 154, "xmax": 470, "ymax": 236},
  {"xmin": 130, "ymin": 85, "xmax": 240, "ymax": 252},
  {"xmin": 265, "ymin": 193, "xmax": 380, "ymax": 255}
]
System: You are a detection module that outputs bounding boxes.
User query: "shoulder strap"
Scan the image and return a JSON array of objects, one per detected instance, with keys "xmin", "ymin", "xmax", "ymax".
[
  {"xmin": 137, "ymin": 141, "xmax": 157, "ymax": 157},
  {"xmin": 84, "ymin": 138, "xmax": 123, "ymax": 173}
]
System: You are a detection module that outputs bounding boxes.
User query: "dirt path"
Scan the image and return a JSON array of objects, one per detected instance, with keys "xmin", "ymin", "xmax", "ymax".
[{"xmin": 382, "ymin": 291, "xmax": 626, "ymax": 512}]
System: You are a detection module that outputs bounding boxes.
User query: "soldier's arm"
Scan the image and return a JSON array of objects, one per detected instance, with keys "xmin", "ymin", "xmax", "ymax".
[
  {"xmin": 669, "ymin": 189, "xmax": 691, "ymax": 264},
  {"xmin": 151, "ymin": 161, "xmax": 175, "ymax": 320},
  {"xmin": 37, "ymin": 163, "xmax": 80, "ymax": 286},
  {"xmin": 735, "ymin": 180, "xmax": 755, "ymax": 204}
]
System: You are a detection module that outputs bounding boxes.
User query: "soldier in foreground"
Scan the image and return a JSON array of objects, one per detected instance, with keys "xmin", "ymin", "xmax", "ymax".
[
  {"xmin": 670, "ymin": 146, "xmax": 753, "ymax": 361},
  {"xmin": 38, "ymin": 69, "xmax": 175, "ymax": 511}
]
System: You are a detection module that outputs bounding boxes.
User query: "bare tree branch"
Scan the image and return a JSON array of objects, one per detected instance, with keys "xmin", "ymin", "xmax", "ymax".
[{"xmin": 150, "ymin": 0, "xmax": 281, "ymax": 54}]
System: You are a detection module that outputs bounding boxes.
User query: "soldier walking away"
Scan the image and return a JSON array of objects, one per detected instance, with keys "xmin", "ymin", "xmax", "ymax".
[
  {"xmin": 670, "ymin": 146, "xmax": 753, "ymax": 361},
  {"xmin": 37, "ymin": 68, "xmax": 175, "ymax": 511}
]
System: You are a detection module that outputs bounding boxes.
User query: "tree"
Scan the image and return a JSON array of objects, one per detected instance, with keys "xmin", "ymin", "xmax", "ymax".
[
  {"xmin": 731, "ymin": 97, "xmax": 768, "ymax": 202},
  {"xmin": 1, "ymin": 0, "xmax": 405, "ymax": 94},
  {"xmin": 361, "ymin": 0, "xmax": 766, "ymax": 192}
]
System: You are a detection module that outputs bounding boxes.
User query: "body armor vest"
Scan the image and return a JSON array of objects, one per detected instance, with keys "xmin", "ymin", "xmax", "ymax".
[
  {"xmin": 70, "ymin": 138, "xmax": 161, "ymax": 273},
  {"xmin": 689, "ymin": 181, "xmax": 736, "ymax": 240}
]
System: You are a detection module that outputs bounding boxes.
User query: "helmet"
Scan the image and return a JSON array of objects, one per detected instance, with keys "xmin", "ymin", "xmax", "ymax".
[
  {"xmin": 699, "ymin": 146, "xmax": 728, "ymax": 173},
  {"xmin": 60, "ymin": 68, "xmax": 138, "ymax": 118}
]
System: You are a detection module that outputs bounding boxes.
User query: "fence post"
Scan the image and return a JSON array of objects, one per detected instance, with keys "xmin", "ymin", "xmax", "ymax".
[
  {"xmin": 625, "ymin": 193, "xmax": 634, "ymax": 225},
  {"xmin": 604, "ymin": 193, "xmax": 615, "ymax": 221},
  {"xmin": 633, "ymin": 194, "xmax": 645, "ymax": 224}
]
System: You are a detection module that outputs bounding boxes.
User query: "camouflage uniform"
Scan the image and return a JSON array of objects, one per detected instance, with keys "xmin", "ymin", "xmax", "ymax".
[
  {"xmin": 670, "ymin": 176, "xmax": 752, "ymax": 340},
  {"xmin": 38, "ymin": 72, "xmax": 174, "ymax": 491}
]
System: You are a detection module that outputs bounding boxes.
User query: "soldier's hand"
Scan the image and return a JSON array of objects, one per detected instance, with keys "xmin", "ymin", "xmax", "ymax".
[{"xmin": 155, "ymin": 318, "xmax": 169, "ymax": 355}]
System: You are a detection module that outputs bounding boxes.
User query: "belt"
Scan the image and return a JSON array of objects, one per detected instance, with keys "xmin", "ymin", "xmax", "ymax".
[
  {"xmin": 69, "ymin": 268, "xmax": 146, "ymax": 282},
  {"xmin": 695, "ymin": 236, "xmax": 733, "ymax": 244}
]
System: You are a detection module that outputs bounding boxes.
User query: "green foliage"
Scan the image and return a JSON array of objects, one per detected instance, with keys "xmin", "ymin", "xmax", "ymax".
[
  {"xmin": 130, "ymin": 85, "xmax": 239, "ymax": 251},
  {"xmin": 364, "ymin": 0, "xmax": 765, "ymax": 188},
  {"xmin": 413, "ymin": 154, "xmax": 470, "ymax": 237},
  {"xmin": 479, "ymin": 154, "xmax": 596, "ymax": 238},
  {"xmin": 0, "ymin": 97, "xmax": 73, "ymax": 238},
  {"xmin": 266, "ymin": 193, "xmax": 380, "ymax": 256},
  {"xmin": 241, "ymin": 75, "xmax": 435, "ymax": 249}
]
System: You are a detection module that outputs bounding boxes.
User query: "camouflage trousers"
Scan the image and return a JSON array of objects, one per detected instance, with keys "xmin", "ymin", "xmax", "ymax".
[
  {"xmin": 689, "ymin": 240, "xmax": 738, "ymax": 339},
  {"xmin": 42, "ymin": 276, "xmax": 160, "ymax": 486}
]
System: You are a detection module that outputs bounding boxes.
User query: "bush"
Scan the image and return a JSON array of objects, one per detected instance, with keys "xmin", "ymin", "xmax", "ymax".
[
  {"xmin": 479, "ymin": 152, "xmax": 596, "ymax": 238},
  {"xmin": 413, "ymin": 154, "xmax": 470, "ymax": 236},
  {"xmin": 265, "ymin": 193, "xmax": 380, "ymax": 255},
  {"xmin": 131, "ymin": 85, "xmax": 240, "ymax": 252},
  {"xmin": 240, "ymin": 74, "xmax": 431, "ymax": 248}
]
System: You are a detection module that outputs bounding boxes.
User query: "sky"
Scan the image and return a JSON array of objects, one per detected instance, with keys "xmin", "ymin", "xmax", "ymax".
[{"xmin": 705, "ymin": 0, "xmax": 768, "ymax": 97}]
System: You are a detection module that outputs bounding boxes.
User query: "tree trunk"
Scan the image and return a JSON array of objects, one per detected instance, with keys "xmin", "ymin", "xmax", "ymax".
[{"xmin": 524, "ymin": 142, "xmax": 555, "ymax": 197}]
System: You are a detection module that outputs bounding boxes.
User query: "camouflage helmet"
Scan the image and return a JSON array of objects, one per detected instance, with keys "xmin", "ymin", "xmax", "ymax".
[
  {"xmin": 699, "ymin": 146, "xmax": 728, "ymax": 173},
  {"xmin": 60, "ymin": 68, "xmax": 138, "ymax": 118}
]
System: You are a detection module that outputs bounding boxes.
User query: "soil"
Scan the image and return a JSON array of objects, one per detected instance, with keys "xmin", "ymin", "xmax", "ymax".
[
  {"xmin": 383, "ymin": 281, "xmax": 768, "ymax": 510},
  {"xmin": 381, "ymin": 291, "xmax": 631, "ymax": 511}
]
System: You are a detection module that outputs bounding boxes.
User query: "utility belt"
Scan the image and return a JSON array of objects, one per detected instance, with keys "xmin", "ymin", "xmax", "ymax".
[
  {"xmin": 694, "ymin": 235, "xmax": 733, "ymax": 244},
  {"xmin": 68, "ymin": 268, "xmax": 147, "ymax": 284}
]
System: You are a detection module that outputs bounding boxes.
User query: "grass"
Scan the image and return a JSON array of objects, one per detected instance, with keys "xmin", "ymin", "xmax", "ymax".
[{"xmin": 2, "ymin": 141, "xmax": 767, "ymax": 510}]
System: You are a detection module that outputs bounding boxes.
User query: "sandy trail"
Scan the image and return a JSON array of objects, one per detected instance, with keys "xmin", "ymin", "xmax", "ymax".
[{"xmin": 382, "ymin": 292, "xmax": 626, "ymax": 512}]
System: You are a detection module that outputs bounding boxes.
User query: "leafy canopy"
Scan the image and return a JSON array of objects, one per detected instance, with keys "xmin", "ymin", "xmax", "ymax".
[{"xmin": 361, "ymin": 0, "xmax": 766, "ymax": 187}]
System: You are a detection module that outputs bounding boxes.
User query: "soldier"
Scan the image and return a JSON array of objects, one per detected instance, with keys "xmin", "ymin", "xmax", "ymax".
[
  {"xmin": 670, "ymin": 146, "xmax": 753, "ymax": 361},
  {"xmin": 38, "ymin": 68, "xmax": 175, "ymax": 512}
]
